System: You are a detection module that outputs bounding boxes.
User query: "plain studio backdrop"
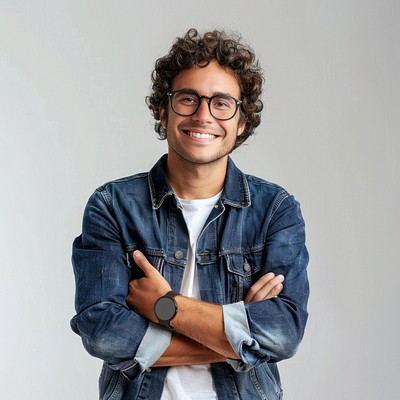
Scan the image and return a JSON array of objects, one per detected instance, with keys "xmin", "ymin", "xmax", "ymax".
[{"xmin": 1, "ymin": 1, "xmax": 399, "ymax": 399}]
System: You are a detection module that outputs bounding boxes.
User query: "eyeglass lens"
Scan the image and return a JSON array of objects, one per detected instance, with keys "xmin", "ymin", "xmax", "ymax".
[{"xmin": 170, "ymin": 91, "xmax": 239, "ymax": 120}]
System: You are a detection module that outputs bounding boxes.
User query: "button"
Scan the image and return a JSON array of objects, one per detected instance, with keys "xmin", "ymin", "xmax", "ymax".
[
  {"xmin": 244, "ymin": 262, "xmax": 251, "ymax": 272},
  {"xmin": 175, "ymin": 250, "xmax": 184, "ymax": 259},
  {"xmin": 146, "ymin": 368, "xmax": 152, "ymax": 373}
]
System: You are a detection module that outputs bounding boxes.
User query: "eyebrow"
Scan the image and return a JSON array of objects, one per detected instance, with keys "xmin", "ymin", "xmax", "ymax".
[{"xmin": 175, "ymin": 88, "xmax": 237, "ymax": 98}]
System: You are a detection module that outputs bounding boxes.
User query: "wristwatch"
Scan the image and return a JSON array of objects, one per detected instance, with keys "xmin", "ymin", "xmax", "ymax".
[{"xmin": 154, "ymin": 291, "xmax": 179, "ymax": 329}]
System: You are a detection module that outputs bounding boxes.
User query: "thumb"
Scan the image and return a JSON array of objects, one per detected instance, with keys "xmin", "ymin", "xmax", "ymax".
[{"xmin": 132, "ymin": 250, "xmax": 154, "ymax": 277}]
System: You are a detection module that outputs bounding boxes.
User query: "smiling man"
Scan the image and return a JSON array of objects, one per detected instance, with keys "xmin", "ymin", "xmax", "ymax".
[{"xmin": 71, "ymin": 29, "xmax": 309, "ymax": 400}]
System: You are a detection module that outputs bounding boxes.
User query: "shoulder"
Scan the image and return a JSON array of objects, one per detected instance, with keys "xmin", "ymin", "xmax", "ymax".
[
  {"xmin": 98, "ymin": 171, "xmax": 149, "ymax": 192},
  {"xmin": 245, "ymin": 173, "xmax": 285, "ymax": 192},
  {"xmin": 244, "ymin": 173, "xmax": 302, "ymax": 220},
  {"xmin": 245, "ymin": 173, "xmax": 289, "ymax": 199},
  {"xmin": 90, "ymin": 171, "xmax": 150, "ymax": 208}
]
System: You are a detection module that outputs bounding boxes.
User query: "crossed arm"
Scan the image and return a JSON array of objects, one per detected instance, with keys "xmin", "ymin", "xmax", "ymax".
[{"xmin": 126, "ymin": 250, "xmax": 284, "ymax": 367}]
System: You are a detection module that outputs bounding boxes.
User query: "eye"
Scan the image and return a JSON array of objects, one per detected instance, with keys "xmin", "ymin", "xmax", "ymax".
[
  {"xmin": 212, "ymin": 96, "xmax": 234, "ymax": 109},
  {"xmin": 175, "ymin": 93, "xmax": 198, "ymax": 105}
]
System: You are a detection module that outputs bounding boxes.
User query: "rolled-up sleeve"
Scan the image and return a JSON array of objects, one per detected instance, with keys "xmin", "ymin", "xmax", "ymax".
[
  {"xmin": 70, "ymin": 189, "xmax": 170, "ymax": 381},
  {"xmin": 223, "ymin": 194, "xmax": 309, "ymax": 371},
  {"xmin": 133, "ymin": 323, "xmax": 171, "ymax": 373},
  {"xmin": 223, "ymin": 301, "xmax": 256, "ymax": 371}
]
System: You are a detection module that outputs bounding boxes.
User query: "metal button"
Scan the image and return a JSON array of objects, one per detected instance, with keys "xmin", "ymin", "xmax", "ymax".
[
  {"xmin": 146, "ymin": 367, "xmax": 152, "ymax": 373},
  {"xmin": 244, "ymin": 262, "xmax": 251, "ymax": 272},
  {"xmin": 175, "ymin": 250, "xmax": 184, "ymax": 259}
]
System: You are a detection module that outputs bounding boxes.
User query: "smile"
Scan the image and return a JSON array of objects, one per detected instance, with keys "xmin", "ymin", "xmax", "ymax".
[{"xmin": 185, "ymin": 131, "xmax": 217, "ymax": 139}]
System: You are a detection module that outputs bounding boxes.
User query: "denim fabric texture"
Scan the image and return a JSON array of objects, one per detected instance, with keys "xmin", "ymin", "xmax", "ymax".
[{"xmin": 71, "ymin": 154, "xmax": 309, "ymax": 400}]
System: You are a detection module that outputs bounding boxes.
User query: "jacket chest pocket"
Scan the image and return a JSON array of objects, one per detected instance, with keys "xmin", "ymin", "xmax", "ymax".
[
  {"xmin": 126, "ymin": 249, "xmax": 165, "ymax": 279},
  {"xmin": 223, "ymin": 250, "xmax": 263, "ymax": 303}
]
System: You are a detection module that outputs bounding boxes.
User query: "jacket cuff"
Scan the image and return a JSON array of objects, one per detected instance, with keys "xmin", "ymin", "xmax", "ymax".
[
  {"xmin": 222, "ymin": 302, "xmax": 259, "ymax": 372},
  {"xmin": 125, "ymin": 322, "xmax": 171, "ymax": 378}
]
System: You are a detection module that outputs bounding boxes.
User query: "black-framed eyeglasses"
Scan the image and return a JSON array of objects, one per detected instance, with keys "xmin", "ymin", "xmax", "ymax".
[{"xmin": 167, "ymin": 90, "xmax": 242, "ymax": 121}]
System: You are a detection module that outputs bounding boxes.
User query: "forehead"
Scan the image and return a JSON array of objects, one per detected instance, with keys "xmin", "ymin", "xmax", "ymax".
[{"xmin": 171, "ymin": 61, "xmax": 241, "ymax": 97}]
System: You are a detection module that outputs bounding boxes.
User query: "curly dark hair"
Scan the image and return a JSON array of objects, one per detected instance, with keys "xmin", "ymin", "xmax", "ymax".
[{"xmin": 146, "ymin": 28, "xmax": 264, "ymax": 147}]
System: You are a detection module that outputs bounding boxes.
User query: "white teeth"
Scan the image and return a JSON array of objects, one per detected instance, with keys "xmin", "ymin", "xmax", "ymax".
[{"xmin": 187, "ymin": 131, "xmax": 216, "ymax": 139}]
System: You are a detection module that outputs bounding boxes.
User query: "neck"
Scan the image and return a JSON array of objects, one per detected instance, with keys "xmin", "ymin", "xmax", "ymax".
[{"xmin": 167, "ymin": 155, "xmax": 228, "ymax": 200}]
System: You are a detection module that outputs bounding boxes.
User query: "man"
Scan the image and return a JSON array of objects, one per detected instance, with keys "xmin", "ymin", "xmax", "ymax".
[{"xmin": 71, "ymin": 28, "xmax": 309, "ymax": 400}]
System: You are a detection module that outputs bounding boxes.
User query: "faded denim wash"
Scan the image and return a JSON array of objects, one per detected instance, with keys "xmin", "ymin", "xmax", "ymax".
[{"xmin": 71, "ymin": 154, "xmax": 309, "ymax": 400}]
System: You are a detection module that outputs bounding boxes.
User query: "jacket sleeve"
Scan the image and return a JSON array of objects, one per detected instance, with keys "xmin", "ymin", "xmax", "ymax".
[
  {"xmin": 223, "ymin": 194, "xmax": 309, "ymax": 371},
  {"xmin": 70, "ymin": 189, "xmax": 171, "ymax": 380}
]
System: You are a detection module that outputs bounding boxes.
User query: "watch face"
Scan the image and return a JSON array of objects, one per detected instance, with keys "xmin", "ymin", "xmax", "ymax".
[{"xmin": 155, "ymin": 297, "xmax": 176, "ymax": 321}]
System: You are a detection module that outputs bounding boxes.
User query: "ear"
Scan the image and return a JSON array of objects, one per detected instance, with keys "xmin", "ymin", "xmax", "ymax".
[
  {"xmin": 237, "ymin": 116, "xmax": 247, "ymax": 136},
  {"xmin": 160, "ymin": 107, "xmax": 167, "ymax": 129}
]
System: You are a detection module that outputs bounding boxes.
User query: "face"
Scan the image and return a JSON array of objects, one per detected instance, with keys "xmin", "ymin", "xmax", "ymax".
[{"xmin": 160, "ymin": 61, "xmax": 246, "ymax": 167}]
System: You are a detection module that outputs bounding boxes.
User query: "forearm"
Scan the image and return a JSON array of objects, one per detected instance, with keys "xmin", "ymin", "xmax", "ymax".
[
  {"xmin": 170, "ymin": 295, "xmax": 239, "ymax": 359},
  {"xmin": 127, "ymin": 251, "xmax": 239, "ymax": 359},
  {"xmin": 153, "ymin": 333, "xmax": 226, "ymax": 367}
]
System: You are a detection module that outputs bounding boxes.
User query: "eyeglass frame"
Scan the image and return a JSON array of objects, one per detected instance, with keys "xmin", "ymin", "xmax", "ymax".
[{"xmin": 166, "ymin": 90, "xmax": 243, "ymax": 121}]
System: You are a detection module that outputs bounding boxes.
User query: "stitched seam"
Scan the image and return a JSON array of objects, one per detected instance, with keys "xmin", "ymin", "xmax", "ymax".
[{"xmin": 270, "ymin": 191, "xmax": 290, "ymax": 220}]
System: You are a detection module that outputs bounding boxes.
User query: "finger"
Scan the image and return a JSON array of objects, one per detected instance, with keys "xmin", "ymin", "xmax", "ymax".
[
  {"xmin": 244, "ymin": 273, "xmax": 275, "ymax": 303},
  {"xmin": 251, "ymin": 276, "xmax": 284, "ymax": 302},
  {"xmin": 245, "ymin": 274, "xmax": 284, "ymax": 303},
  {"xmin": 132, "ymin": 250, "xmax": 156, "ymax": 277},
  {"xmin": 269, "ymin": 283, "xmax": 283, "ymax": 298}
]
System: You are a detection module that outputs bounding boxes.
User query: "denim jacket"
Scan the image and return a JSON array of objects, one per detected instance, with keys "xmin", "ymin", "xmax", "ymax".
[{"xmin": 71, "ymin": 155, "xmax": 309, "ymax": 400}]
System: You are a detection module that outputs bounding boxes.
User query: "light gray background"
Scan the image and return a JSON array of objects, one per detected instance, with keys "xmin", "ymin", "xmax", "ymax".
[{"xmin": 1, "ymin": 1, "xmax": 399, "ymax": 399}]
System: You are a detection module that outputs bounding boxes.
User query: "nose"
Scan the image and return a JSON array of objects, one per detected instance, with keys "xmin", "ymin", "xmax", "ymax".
[{"xmin": 192, "ymin": 98, "xmax": 213, "ymax": 123}]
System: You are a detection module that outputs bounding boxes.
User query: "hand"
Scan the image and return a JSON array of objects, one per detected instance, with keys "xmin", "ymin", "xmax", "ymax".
[
  {"xmin": 126, "ymin": 250, "xmax": 172, "ymax": 322},
  {"xmin": 244, "ymin": 272, "xmax": 284, "ymax": 304}
]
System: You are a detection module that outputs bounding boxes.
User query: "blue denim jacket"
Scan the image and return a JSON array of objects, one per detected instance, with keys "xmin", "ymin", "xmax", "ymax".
[{"xmin": 71, "ymin": 155, "xmax": 309, "ymax": 400}]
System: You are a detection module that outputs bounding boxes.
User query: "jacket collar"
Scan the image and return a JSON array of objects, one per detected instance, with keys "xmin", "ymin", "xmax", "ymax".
[{"xmin": 148, "ymin": 154, "xmax": 251, "ymax": 210}]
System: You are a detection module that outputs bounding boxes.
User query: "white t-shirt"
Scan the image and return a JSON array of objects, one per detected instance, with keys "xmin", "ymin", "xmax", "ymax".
[{"xmin": 161, "ymin": 192, "xmax": 221, "ymax": 400}]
